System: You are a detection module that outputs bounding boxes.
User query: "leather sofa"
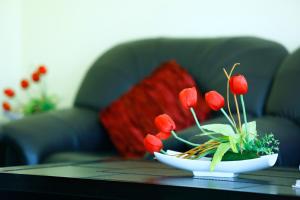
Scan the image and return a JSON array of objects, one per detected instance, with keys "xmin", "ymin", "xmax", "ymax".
[{"xmin": 1, "ymin": 36, "xmax": 300, "ymax": 167}]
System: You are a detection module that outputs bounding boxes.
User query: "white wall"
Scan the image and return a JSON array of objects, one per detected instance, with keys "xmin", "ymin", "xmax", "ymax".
[
  {"xmin": 1, "ymin": 0, "xmax": 300, "ymax": 108},
  {"xmin": 0, "ymin": 0, "xmax": 22, "ymax": 96},
  {"xmin": 0, "ymin": 0, "xmax": 22, "ymax": 122}
]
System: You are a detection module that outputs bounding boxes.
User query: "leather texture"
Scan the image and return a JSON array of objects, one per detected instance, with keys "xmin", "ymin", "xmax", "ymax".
[
  {"xmin": 0, "ymin": 108, "xmax": 115, "ymax": 166},
  {"xmin": 267, "ymin": 48, "xmax": 300, "ymax": 123},
  {"xmin": 75, "ymin": 37, "xmax": 287, "ymax": 117},
  {"xmin": 254, "ymin": 116, "xmax": 300, "ymax": 167},
  {"xmin": 1, "ymin": 37, "xmax": 295, "ymax": 167}
]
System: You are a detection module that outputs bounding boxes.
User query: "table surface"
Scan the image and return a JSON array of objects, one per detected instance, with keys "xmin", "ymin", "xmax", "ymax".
[{"xmin": 0, "ymin": 158, "xmax": 300, "ymax": 200}]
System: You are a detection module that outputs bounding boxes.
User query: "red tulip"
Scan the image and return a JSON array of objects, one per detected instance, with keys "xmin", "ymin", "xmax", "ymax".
[
  {"xmin": 20, "ymin": 79, "xmax": 30, "ymax": 89},
  {"xmin": 38, "ymin": 65, "xmax": 47, "ymax": 75},
  {"xmin": 179, "ymin": 87, "xmax": 197, "ymax": 109},
  {"xmin": 2, "ymin": 102, "xmax": 11, "ymax": 111},
  {"xmin": 156, "ymin": 132, "xmax": 171, "ymax": 140},
  {"xmin": 144, "ymin": 134, "xmax": 163, "ymax": 154},
  {"xmin": 205, "ymin": 91, "xmax": 225, "ymax": 111},
  {"xmin": 4, "ymin": 88, "xmax": 15, "ymax": 97},
  {"xmin": 154, "ymin": 114, "xmax": 176, "ymax": 133},
  {"xmin": 32, "ymin": 72, "xmax": 40, "ymax": 82},
  {"xmin": 229, "ymin": 74, "xmax": 248, "ymax": 95}
]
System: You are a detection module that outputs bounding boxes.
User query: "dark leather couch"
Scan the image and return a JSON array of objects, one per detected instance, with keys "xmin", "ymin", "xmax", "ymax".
[{"xmin": 1, "ymin": 37, "xmax": 299, "ymax": 167}]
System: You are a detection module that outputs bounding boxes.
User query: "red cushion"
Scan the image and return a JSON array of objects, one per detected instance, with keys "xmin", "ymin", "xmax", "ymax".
[{"xmin": 100, "ymin": 60, "xmax": 211, "ymax": 158}]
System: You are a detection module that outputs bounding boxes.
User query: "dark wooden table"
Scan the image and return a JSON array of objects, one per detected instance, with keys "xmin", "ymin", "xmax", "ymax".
[{"xmin": 0, "ymin": 158, "xmax": 300, "ymax": 200}]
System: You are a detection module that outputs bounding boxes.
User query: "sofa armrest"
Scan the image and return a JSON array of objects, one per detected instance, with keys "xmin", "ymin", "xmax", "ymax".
[{"xmin": 1, "ymin": 107, "xmax": 115, "ymax": 166}]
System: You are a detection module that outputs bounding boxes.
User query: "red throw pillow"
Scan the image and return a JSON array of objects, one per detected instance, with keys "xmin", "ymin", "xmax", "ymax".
[{"xmin": 100, "ymin": 60, "xmax": 211, "ymax": 158}]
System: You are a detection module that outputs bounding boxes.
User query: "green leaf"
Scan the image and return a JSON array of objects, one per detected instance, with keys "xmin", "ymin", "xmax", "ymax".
[
  {"xmin": 210, "ymin": 143, "xmax": 231, "ymax": 171},
  {"xmin": 228, "ymin": 135, "xmax": 238, "ymax": 153},
  {"xmin": 242, "ymin": 121, "xmax": 257, "ymax": 141},
  {"xmin": 202, "ymin": 124, "xmax": 236, "ymax": 136},
  {"xmin": 195, "ymin": 132, "xmax": 221, "ymax": 137},
  {"xmin": 222, "ymin": 151, "xmax": 259, "ymax": 161}
]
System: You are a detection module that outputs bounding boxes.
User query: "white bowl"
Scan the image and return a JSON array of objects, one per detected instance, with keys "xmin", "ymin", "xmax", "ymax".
[{"xmin": 154, "ymin": 150, "xmax": 278, "ymax": 178}]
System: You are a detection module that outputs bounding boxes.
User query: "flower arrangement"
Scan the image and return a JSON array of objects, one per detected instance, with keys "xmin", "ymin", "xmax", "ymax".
[
  {"xmin": 2, "ymin": 65, "xmax": 57, "ymax": 120},
  {"xmin": 144, "ymin": 63, "xmax": 279, "ymax": 171}
]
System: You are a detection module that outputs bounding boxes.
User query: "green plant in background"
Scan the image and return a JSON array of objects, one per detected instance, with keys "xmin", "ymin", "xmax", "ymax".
[
  {"xmin": 2, "ymin": 65, "xmax": 58, "ymax": 120},
  {"xmin": 23, "ymin": 96, "xmax": 56, "ymax": 115}
]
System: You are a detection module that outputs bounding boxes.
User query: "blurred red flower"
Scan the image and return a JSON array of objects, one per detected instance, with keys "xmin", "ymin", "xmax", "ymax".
[
  {"xmin": 38, "ymin": 65, "xmax": 47, "ymax": 75},
  {"xmin": 20, "ymin": 79, "xmax": 30, "ymax": 89},
  {"xmin": 4, "ymin": 88, "xmax": 15, "ymax": 98},
  {"xmin": 32, "ymin": 72, "xmax": 40, "ymax": 82},
  {"xmin": 2, "ymin": 102, "xmax": 11, "ymax": 111}
]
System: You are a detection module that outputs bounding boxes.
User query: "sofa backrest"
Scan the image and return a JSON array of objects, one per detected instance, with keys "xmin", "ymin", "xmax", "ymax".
[
  {"xmin": 75, "ymin": 37, "xmax": 288, "ymax": 117},
  {"xmin": 267, "ymin": 48, "xmax": 300, "ymax": 123}
]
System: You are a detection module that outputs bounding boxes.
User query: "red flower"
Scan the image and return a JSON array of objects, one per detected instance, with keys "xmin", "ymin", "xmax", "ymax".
[
  {"xmin": 32, "ymin": 72, "xmax": 40, "ymax": 82},
  {"xmin": 4, "ymin": 88, "xmax": 15, "ymax": 97},
  {"xmin": 38, "ymin": 65, "xmax": 47, "ymax": 75},
  {"xmin": 229, "ymin": 74, "xmax": 248, "ymax": 95},
  {"xmin": 2, "ymin": 102, "xmax": 11, "ymax": 111},
  {"xmin": 144, "ymin": 134, "xmax": 163, "ymax": 154},
  {"xmin": 156, "ymin": 132, "xmax": 171, "ymax": 140},
  {"xmin": 179, "ymin": 87, "xmax": 197, "ymax": 109},
  {"xmin": 205, "ymin": 91, "xmax": 225, "ymax": 111},
  {"xmin": 154, "ymin": 114, "xmax": 176, "ymax": 133},
  {"xmin": 20, "ymin": 79, "xmax": 30, "ymax": 89}
]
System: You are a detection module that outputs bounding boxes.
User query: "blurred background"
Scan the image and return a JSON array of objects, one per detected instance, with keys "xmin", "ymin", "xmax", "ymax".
[{"xmin": 1, "ymin": 0, "xmax": 300, "ymax": 110}]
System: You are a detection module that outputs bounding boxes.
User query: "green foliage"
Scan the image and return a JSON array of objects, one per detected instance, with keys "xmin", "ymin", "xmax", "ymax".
[
  {"xmin": 222, "ymin": 151, "xmax": 259, "ymax": 161},
  {"xmin": 210, "ymin": 142, "xmax": 231, "ymax": 171},
  {"xmin": 202, "ymin": 124, "xmax": 235, "ymax": 136},
  {"xmin": 255, "ymin": 133, "xmax": 279, "ymax": 155},
  {"xmin": 228, "ymin": 135, "xmax": 239, "ymax": 153},
  {"xmin": 23, "ymin": 96, "xmax": 56, "ymax": 115},
  {"xmin": 242, "ymin": 121, "xmax": 257, "ymax": 141},
  {"xmin": 190, "ymin": 121, "xmax": 279, "ymax": 171}
]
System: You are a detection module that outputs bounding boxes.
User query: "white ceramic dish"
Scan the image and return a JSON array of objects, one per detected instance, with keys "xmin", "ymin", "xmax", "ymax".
[{"xmin": 154, "ymin": 150, "xmax": 278, "ymax": 178}]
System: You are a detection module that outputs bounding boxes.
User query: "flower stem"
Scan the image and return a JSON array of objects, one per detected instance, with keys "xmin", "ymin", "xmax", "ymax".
[
  {"xmin": 190, "ymin": 107, "xmax": 205, "ymax": 133},
  {"xmin": 234, "ymin": 94, "xmax": 242, "ymax": 131},
  {"xmin": 171, "ymin": 130, "xmax": 199, "ymax": 147},
  {"xmin": 240, "ymin": 95, "xmax": 248, "ymax": 134},
  {"xmin": 190, "ymin": 107, "xmax": 217, "ymax": 139},
  {"xmin": 40, "ymin": 79, "xmax": 47, "ymax": 99},
  {"xmin": 223, "ymin": 68, "xmax": 237, "ymax": 127},
  {"xmin": 15, "ymin": 96, "xmax": 25, "ymax": 108},
  {"xmin": 160, "ymin": 149, "xmax": 167, "ymax": 154},
  {"xmin": 220, "ymin": 108, "xmax": 238, "ymax": 132}
]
